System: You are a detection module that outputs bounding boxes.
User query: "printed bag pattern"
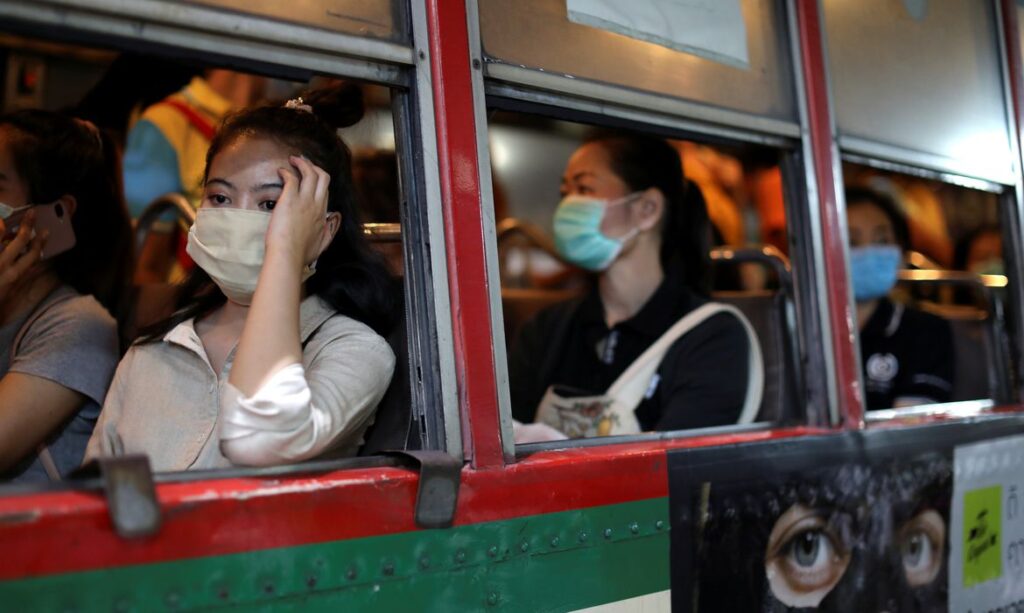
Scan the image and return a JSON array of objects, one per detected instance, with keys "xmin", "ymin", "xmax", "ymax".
[{"xmin": 534, "ymin": 302, "xmax": 764, "ymax": 439}]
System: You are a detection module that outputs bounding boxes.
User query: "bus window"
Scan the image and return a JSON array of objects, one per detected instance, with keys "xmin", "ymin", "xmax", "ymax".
[
  {"xmin": 843, "ymin": 163, "xmax": 1012, "ymax": 415},
  {"xmin": 490, "ymin": 111, "xmax": 802, "ymax": 444},
  {"xmin": 0, "ymin": 31, "xmax": 436, "ymax": 488}
]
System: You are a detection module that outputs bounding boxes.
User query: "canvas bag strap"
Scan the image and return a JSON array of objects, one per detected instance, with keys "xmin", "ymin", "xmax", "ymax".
[
  {"xmin": 10, "ymin": 286, "xmax": 78, "ymax": 481},
  {"xmin": 604, "ymin": 302, "xmax": 765, "ymax": 435}
]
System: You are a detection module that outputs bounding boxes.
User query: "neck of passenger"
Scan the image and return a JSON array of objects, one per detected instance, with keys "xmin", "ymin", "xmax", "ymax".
[
  {"xmin": 856, "ymin": 299, "xmax": 879, "ymax": 330},
  {"xmin": 0, "ymin": 270, "xmax": 59, "ymax": 326},
  {"xmin": 598, "ymin": 240, "xmax": 664, "ymax": 328}
]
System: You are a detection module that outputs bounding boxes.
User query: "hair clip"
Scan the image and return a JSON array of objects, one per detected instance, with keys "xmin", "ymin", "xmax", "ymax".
[{"xmin": 284, "ymin": 97, "xmax": 313, "ymax": 113}]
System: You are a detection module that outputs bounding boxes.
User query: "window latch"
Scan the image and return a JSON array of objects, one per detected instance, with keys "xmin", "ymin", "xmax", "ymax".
[
  {"xmin": 95, "ymin": 455, "xmax": 162, "ymax": 539},
  {"xmin": 384, "ymin": 450, "xmax": 462, "ymax": 529}
]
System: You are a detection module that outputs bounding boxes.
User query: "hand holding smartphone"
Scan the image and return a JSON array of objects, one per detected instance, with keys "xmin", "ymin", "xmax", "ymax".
[
  {"xmin": 3, "ymin": 201, "xmax": 75, "ymax": 260},
  {"xmin": 0, "ymin": 208, "xmax": 48, "ymax": 300}
]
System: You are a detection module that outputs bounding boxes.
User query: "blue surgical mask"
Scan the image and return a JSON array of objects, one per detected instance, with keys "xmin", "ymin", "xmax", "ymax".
[
  {"xmin": 553, "ymin": 194, "xmax": 639, "ymax": 272},
  {"xmin": 849, "ymin": 245, "xmax": 901, "ymax": 301}
]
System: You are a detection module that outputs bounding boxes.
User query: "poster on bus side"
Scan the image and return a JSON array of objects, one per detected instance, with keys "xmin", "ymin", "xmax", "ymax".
[{"xmin": 666, "ymin": 427, "xmax": 1024, "ymax": 612}]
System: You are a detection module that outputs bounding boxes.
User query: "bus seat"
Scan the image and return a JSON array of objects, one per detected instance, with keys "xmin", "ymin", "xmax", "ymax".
[
  {"xmin": 501, "ymin": 287, "xmax": 584, "ymax": 344},
  {"xmin": 948, "ymin": 317, "xmax": 992, "ymax": 401},
  {"xmin": 916, "ymin": 302, "xmax": 1005, "ymax": 402},
  {"xmin": 358, "ymin": 300, "xmax": 418, "ymax": 455},
  {"xmin": 711, "ymin": 290, "xmax": 798, "ymax": 423}
]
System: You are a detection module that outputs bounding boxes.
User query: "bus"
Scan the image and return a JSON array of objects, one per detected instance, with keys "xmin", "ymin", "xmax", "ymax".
[{"xmin": 1, "ymin": 0, "xmax": 1023, "ymax": 610}]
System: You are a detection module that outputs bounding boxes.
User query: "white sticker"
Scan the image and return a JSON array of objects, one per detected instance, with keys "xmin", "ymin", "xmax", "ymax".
[
  {"xmin": 566, "ymin": 0, "xmax": 749, "ymax": 69},
  {"xmin": 949, "ymin": 434, "xmax": 1024, "ymax": 612}
]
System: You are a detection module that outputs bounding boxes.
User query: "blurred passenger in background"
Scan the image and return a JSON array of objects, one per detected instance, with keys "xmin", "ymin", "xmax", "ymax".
[
  {"xmin": 74, "ymin": 54, "xmax": 199, "ymax": 148},
  {"xmin": 846, "ymin": 186, "xmax": 953, "ymax": 410},
  {"xmin": 956, "ymin": 225, "xmax": 1004, "ymax": 276},
  {"xmin": 124, "ymin": 69, "xmax": 267, "ymax": 283}
]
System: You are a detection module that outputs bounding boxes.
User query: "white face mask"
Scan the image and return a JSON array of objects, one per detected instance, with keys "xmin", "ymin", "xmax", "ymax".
[
  {"xmin": 186, "ymin": 208, "xmax": 316, "ymax": 305},
  {"xmin": 0, "ymin": 202, "xmax": 32, "ymax": 219}
]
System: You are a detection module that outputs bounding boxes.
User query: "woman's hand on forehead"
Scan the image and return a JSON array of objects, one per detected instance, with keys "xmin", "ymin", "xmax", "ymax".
[{"xmin": 265, "ymin": 155, "xmax": 330, "ymax": 268}]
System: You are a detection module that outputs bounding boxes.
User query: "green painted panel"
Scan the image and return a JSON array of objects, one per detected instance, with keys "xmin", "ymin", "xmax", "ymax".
[{"xmin": 2, "ymin": 498, "xmax": 669, "ymax": 612}]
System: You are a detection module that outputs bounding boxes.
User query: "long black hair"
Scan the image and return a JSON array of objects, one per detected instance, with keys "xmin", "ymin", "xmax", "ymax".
[
  {"xmin": 845, "ymin": 186, "xmax": 910, "ymax": 251},
  {"xmin": 0, "ymin": 110, "xmax": 134, "ymax": 332},
  {"xmin": 586, "ymin": 131, "xmax": 712, "ymax": 295},
  {"xmin": 138, "ymin": 82, "xmax": 396, "ymax": 342}
]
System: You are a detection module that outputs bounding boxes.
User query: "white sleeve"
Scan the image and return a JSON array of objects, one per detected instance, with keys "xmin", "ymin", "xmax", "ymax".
[{"xmin": 219, "ymin": 334, "xmax": 395, "ymax": 467}]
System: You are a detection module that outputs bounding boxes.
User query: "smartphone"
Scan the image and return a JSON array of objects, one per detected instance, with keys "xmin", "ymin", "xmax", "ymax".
[{"xmin": 3, "ymin": 202, "xmax": 76, "ymax": 260}]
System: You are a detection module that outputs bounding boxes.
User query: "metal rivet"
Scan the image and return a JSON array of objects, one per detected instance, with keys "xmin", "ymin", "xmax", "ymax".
[
  {"xmin": 520, "ymin": 541, "xmax": 529, "ymax": 552},
  {"xmin": 382, "ymin": 562, "xmax": 395, "ymax": 576},
  {"xmin": 419, "ymin": 555, "xmax": 431, "ymax": 570},
  {"xmin": 455, "ymin": 549, "xmax": 467, "ymax": 563},
  {"xmin": 550, "ymin": 536, "xmax": 560, "ymax": 548},
  {"xmin": 603, "ymin": 528, "xmax": 613, "ymax": 539},
  {"xmin": 346, "ymin": 566, "xmax": 358, "ymax": 581},
  {"xmin": 655, "ymin": 520, "xmax": 665, "ymax": 531},
  {"xmin": 579, "ymin": 531, "xmax": 588, "ymax": 543},
  {"xmin": 418, "ymin": 50, "xmax": 426, "ymax": 60},
  {"xmin": 306, "ymin": 575, "xmax": 318, "ymax": 588},
  {"xmin": 217, "ymin": 587, "xmax": 230, "ymax": 601},
  {"xmin": 472, "ymin": 58, "xmax": 482, "ymax": 69},
  {"xmin": 487, "ymin": 546, "xmax": 498, "ymax": 558},
  {"xmin": 630, "ymin": 522, "xmax": 640, "ymax": 535},
  {"xmin": 487, "ymin": 592, "xmax": 500, "ymax": 606},
  {"xmin": 263, "ymin": 583, "xmax": 275, "ymax": 595}
]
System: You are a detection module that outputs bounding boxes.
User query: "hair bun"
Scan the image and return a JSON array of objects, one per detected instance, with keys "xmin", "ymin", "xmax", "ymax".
[{"xmin": 304, "ymin": 81, "xmax": 365, "ymax": 129}]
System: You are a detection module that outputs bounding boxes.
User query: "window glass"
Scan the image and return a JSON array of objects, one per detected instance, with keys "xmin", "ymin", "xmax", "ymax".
[
  {"xmin": 479, "ymin": 0, "xmax": 797, "ymax": 122},
  {"xmin": 0, "ymin": 32, "xmax": 423, "ymax": 490},
  {"xmin": 843, "ymin": 163, "xmax": 1011, "ymax": 411},
  {"xmin": 490, "ymin": 111, "xmax": 800, "ymax": 445},
  {"xmin": 823, "ymin": 0, "xmax": 1014, "ymax": 184}
]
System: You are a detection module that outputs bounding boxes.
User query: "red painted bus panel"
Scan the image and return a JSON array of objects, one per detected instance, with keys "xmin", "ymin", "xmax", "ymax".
[
  {"xmin": 794, "ymin": 1, "xmax": 866, "ymax": 428},
  {"xmin": 425, "ymin": 0, "xmax": 506, "ymax": 467}
]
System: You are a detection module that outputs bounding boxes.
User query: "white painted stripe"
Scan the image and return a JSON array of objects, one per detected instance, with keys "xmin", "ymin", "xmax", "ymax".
[{"xmin": 572, "ymin": 590, "xmax": 671, "ymax": 613}]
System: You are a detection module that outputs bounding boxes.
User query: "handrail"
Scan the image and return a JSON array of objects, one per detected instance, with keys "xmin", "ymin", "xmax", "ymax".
[
  {"xmin": 898, "ymin": 268, "xmax": 1008, "ymax": 289},
  {"xmin": 134, "ymin": 193, "xmax": 195, "ymax": 255},
  {"xmin": 363, "ymin": 222, "xmax": 402, "ymax": 243},
  {"xmin": 710, "ymin": 244, "xmax": 794, "ymax": 296},
  {"xmin": 905, "ymin": 249, "xmax": 944, "ymax": 271}
]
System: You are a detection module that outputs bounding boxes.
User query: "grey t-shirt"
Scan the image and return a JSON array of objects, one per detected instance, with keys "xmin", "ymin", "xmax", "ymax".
[{"xmin": 0, "ymin": 285, "xmax": 119, "ymax": 483}]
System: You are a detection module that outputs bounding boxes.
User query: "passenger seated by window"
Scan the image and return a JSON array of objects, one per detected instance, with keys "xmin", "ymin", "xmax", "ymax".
[
  {"xmin": 509, "ymin": 133, "xmax": 762, "ymax": 441},
  {"xmin": 0, "ymin": 110, "xmax": 133, "ymax": 482},
  {"xmin": 846, "ymin": 186, "xmax": 954, "ymax": 410},
  {"xmin": 86, "ymin": 91, "xmax": 397, "ymax": 471}
]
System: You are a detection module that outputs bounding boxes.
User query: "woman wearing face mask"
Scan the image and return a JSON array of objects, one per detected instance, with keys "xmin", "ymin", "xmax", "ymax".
[
  {"xmin": 508, "ymin": 132, "xmax": 761, "ymax": 438},
  {"xmin": 846, "ymin": 186, "xmax": 953, "ymax": 410},
  {"xmin": 86, "ymin": 87, "xmax": 397, "ymax": 470},
  {"xmin": 0, "ymin": 110, "xmax": 133, "ymax": 482}
]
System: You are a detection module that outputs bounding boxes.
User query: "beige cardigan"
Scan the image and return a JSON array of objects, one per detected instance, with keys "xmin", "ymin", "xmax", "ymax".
[{"xmin": 85, "ymin": 296, "xmax": 395, "ymax": 472}]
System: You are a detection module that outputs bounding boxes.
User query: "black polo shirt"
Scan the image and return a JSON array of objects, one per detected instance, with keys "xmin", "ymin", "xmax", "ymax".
[
  {"xmin": 508, "ymin": 272, "xmax": 750, "ymax": 431},
  {"xmin": 859, "ymin": 299, "xmax": 954, "ymax": 411}
]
